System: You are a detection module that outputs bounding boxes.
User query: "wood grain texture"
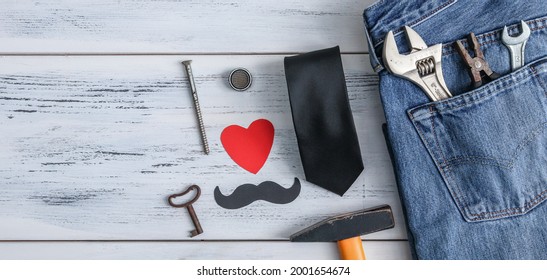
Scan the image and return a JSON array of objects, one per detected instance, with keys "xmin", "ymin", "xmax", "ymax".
[
  {"xmin": 0, "ymin": 0, "xmax": 375, "ymax": 54},
  {"xmin": 0, "ymin": 241, "xmax": 412, "ymax": 260},
  {"xmin": 0, "ymin": 0, "xmax": 413, "ymax": 260},
  {"xmin": 0, "ymin": 54, "xmax": 404, "ymax": 241}
]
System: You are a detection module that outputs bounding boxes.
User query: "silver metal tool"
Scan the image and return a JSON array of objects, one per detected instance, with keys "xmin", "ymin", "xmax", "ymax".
[
  {"xmin": 182, "ymin": 60, "xmax": 210, "ymax": 155},
  {"xmin": 502, "ymin": 20, "xmax": 531, "ymax": 71},
  {"xmin": 382, "ymin": 26, "xmax": 452, "ymax": 101}
]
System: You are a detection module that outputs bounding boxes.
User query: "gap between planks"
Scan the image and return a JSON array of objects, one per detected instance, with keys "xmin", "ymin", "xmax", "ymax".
[
  {"xmin": 0, "ymin": 52, "xmax": 370, "ymax": 56},
  {"xmin": 0, "ymin": 239, "xmax": 407, "ymax": 243}
]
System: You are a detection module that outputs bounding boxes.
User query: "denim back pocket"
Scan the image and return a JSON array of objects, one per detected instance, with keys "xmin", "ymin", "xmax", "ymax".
[{"xmin": 408, "ymin": 57, "xmax": 547, "ymax": 222}]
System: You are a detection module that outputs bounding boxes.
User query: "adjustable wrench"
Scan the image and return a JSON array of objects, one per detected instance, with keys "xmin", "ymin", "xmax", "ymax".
[
  {"xmin": 502, "ymin": 20, "xmax": 531, "ymax": 71},
  {"xmin": 382, "ymin": 26, "xmax": 452, "ymax": 101}
]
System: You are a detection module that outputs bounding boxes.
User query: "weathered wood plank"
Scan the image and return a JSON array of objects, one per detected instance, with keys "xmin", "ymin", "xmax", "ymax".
[
  {"xmin": 0, "ymin": 241, "xmax": 412, "ymax": 260},
  {"xmin": 0, "ymin": 54, "xmax": 403, "ymax": 240},
  {"xmin": 0, "ymin": 0, "xmax": 375, "ymax": 54}
]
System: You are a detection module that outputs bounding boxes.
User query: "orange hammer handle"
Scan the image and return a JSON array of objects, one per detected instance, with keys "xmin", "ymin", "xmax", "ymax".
[{"xmin": 337, "ymin": 236, "xmax": 366, "ymax": 260}]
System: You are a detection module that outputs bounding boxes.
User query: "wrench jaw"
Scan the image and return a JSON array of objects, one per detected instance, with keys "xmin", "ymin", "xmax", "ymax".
[
  {"xmin": 382, "ymin": 31, "xmax": 406, "ymax": 75},
  {"xmin": 502, "ymin": 20, "xmax": 531, "ymax": 45},
  {"xmin": 404, "ymin": 26, "xmax": 428, "ymax": 52},
  {"xmin": 382, "ymin": 27, "xmax": 452, "ymax": 102}
]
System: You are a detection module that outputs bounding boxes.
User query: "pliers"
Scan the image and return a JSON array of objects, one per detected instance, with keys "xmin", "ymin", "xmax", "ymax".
[{"xmin": 455, "ymin": 33, "xmax": 500, "ymax": 89}]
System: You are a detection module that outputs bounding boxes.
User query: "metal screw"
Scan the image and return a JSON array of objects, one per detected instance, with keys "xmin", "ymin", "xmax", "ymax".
[
  {"xmin": 474, "ymin": 59, "xmax": 482, "ymax": 69},
  {"xmin": 182, "ymin": 60, "xmax": 210, "ymax": 155}
]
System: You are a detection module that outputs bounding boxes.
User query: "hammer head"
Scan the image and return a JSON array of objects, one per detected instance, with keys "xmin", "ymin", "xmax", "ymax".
[{"xmin": 290, "ymin": 205, "xmax": 394, "ymax": 242}]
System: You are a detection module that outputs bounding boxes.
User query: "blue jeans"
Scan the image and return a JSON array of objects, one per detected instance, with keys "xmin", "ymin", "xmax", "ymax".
[{"xmin": 363, "ymin": 0, "xmax": 547, "ymax": 259}]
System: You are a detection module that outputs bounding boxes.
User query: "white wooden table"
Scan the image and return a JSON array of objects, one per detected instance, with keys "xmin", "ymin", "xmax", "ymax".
[{"xmin": 0, "ymin": 0, "xmax": 411, "ymax": 259}]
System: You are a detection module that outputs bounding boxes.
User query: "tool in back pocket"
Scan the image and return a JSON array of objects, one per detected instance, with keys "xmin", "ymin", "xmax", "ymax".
[
  {"xmin": 455, "ymin": 33, "xmax": 500, "ymax": 89},
  {"xmin": 382, "ymin": 26, "xmax": 452, "ymax": 101},
  {"xmin": 502, "ymin": 20, "xmax": 531, "ymax": 71}
]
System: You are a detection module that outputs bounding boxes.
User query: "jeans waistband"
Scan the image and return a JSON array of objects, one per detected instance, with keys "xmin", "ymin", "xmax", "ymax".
[
  {"xmin": 364, "ymin": 0, "xmax": 457, "ymax": 49},
  {"xmin": 363, "ymin": 0, "xmax": 547, "ymax": 72}
]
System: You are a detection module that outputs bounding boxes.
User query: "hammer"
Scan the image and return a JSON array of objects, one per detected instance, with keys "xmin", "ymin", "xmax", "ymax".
[{"xmin": 290, "ymin": 205, "xmax": 394, "ymax": 260}]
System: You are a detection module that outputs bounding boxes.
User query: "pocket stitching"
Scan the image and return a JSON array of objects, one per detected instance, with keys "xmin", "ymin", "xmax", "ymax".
[
  {"xmin": 409, "ymin": 64, "xmax": 539, "ymax": 120},
  {"xmin": 466, "ymin": 190, "xmax": 547, "ymax": 221},
  {"xmin": 413, "ymin": 57, "xmax": 547, "ymax": 120},
  {"xmin": 441, "ymin": 20, "xmax": 547, "ymax": 56},
  {"xmin": 429, "ymin": 107, "xmax": 471, "ymax": 207},
  {"xmin": 411, "ymin": 112, "xmax": 470, "ymax": 213},
  {"xmin": 411, "ymin": 109, "xmax": 547, "ymax": 222},
  {"xmin": 429, "ymin": 112, "xmax": 474, "ymax": 216},
  {"xmin": 444, "ymin": 122, "xmax": 547, "ymax": 168},
  {"xmin": 444, "ymin": 161, "xmax": 472, "ymax": 217},
  {"xmin": 371, "ymin": 0, "xmax": 457, "ymax": 48},
  {"xmin": 530, "ymin": 65, "xmax": 547, "ymax": 96},
  {"xmin": 424, "ymin": 116, "xmax": 547, "ymax": 221},
  {"xmin": 429, "ymin": 106, "xmax": 449, "ymax": 167}
]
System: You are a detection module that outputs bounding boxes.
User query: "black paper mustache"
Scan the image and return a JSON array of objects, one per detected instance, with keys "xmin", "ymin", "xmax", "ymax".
[{"xmin": 214, "ymin": 178, "xmax": 301, "ymax": 209}]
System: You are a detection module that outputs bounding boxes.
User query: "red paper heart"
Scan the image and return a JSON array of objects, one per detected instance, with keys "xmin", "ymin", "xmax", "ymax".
[{"xmin": 221, "ymin": 119, "xmax": 274, "ymax": 174}]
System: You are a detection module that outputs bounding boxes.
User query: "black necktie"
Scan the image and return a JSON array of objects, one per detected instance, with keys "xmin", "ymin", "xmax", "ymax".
[{"xmin": 284, "ymin": 46, "xmax": 364, "ymax": 196}]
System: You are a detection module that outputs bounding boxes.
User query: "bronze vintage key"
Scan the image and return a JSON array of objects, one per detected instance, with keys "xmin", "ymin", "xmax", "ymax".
[{"xmin": 168, "ymin": 185, "xmax": 203, "ymax": 237}]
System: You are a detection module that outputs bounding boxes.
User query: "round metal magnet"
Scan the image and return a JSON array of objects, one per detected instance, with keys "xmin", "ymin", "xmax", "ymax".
[{"xmin": 229, "ymin": 68, "xmax": 252, "ymax": 91}]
